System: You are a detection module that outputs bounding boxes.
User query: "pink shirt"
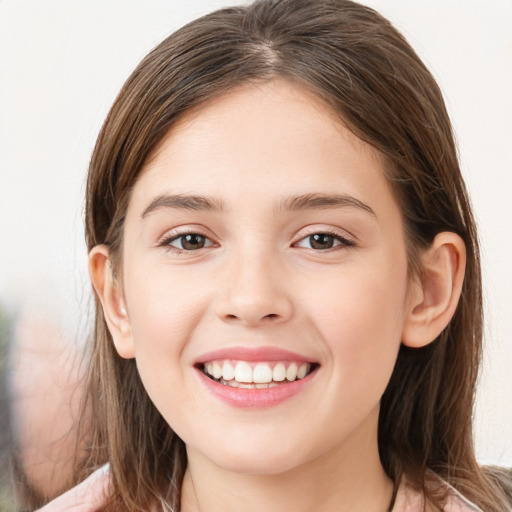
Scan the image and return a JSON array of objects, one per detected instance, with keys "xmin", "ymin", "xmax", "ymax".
[{"xmin": 394, "ymin": 477, "xmax": 482, "ymax": 512}]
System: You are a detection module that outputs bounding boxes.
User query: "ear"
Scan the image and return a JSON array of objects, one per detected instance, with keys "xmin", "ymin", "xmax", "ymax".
[
  {"xmin": 402, "ymin": 232, "xmax": 466, "ymax": 348},
  {"xmin": 88, "ymin": 245, "xmax": 135, "ymax": 359}
]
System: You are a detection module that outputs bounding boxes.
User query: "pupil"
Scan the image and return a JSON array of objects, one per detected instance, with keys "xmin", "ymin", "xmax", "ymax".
[
  {"xmin": 182, "ymin": 234, "xmax": 205, "ymax": 250},
  {"xmin": 310, "ymin": 234, "xmax": 333, "ymax": 249}
]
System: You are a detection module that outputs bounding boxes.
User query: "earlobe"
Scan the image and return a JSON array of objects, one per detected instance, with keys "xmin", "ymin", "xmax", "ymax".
[
  {"xmin": 88, "ymin": 245, "xmax": 135, "ymax": 359},
  {"xmin": 402, "ymin": 232, "xmax": 466, "ymax": 348}
]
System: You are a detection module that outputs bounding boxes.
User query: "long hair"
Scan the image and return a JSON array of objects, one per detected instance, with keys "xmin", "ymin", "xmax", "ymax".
[{"xmin": 77, "ymin": 1, "xmax": 509, "ymax": 510}]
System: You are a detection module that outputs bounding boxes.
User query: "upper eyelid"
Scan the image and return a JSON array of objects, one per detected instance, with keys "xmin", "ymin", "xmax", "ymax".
[
  {"xmin": 157, "ymin": 225, "xmax": 215, "ymax": 243},
  {"xmin": 292, "ymin": 225, "xmax": 357, "ymax": 244}
]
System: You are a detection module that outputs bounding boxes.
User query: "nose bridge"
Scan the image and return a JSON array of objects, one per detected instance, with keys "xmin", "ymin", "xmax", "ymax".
[{"xmin": 216, "ymin": 239, "xmax": 293, "ymax": 326}]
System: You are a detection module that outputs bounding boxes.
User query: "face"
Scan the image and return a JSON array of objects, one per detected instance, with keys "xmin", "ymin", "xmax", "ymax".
[{"xmin": 114, "ymin": 80, "xmax": 414, "ymax": 475}]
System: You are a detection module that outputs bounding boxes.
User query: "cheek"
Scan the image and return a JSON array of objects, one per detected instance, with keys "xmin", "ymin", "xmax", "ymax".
[
  {"xmin": 305, "ymin": 256, "xmax": 408, "ymax": 391},
  {"xmin": 122, "ymin": 266, "xmax": 212, "ymax": 400},
  {"xmin": 126, "ymin": 263, "xmax": 210, "ymax": 348}
]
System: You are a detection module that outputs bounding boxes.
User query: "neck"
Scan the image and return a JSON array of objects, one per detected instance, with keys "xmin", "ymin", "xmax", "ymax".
[{"xmin": 180, "ymin": 408, "xmax": 393, "ymax": 512}]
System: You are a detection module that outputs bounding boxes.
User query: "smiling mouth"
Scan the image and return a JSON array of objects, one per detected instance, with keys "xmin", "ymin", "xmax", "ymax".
[{"xmin": 198, "ymin": 360, "xmax": 318, "ymax": 389}]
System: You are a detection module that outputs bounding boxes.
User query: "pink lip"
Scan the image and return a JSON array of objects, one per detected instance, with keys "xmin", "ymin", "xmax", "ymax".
[
  {"xmin": 195, "ymin": 346, "xmax": 315, "ymax": 364},
  {"xmin": 193, "ymin": 346, "xmax": 319, "ymax": 409},
  {"xmin": 196, "ymin": 368, "xmax": 317, "ymax": 408}
]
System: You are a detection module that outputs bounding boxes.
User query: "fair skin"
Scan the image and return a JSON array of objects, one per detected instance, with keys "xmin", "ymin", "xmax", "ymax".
[{"xmin": 42, "ymin": 80, "xmax": 465, "ymax": 511}]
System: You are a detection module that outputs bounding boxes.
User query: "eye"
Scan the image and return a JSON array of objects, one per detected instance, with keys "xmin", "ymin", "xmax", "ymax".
[
  {"xmin": 162, "ymin": 233, "xmax": 214, "ymax": 251},
  {"xmin": 295, "ymin": 232, "xmax": 354, "ymax": 251}
]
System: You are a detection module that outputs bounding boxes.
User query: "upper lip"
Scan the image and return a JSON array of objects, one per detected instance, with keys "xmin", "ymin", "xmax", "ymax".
[{"xmin": 195, "ymin": 346, "xmax": 317, "ymax": 364}]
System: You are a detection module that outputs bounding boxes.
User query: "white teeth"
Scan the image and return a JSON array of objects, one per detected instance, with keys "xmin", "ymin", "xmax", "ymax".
[
  {"xmin": 204, "ymin": 360, "xmax": 313, "ymax": 384},
  {"xmin": 222, "ymin": 361, "xmax": 235, "ymax": 381},
  {"xmin": 272, "ymin": 363, "xmax": 286, "ymax": 382},
  {"xmin": 212, "ymin": 362, "xmax": 222, "ymax": 380},
  {"xmin": 234, "ymin": 361, "xmax": 253, "ymax": 383},
  {"xmin": 297, "ymin": 363, "xmax": 309, "ymax": 379},
  {"xmin": 253, "ymin": 363, "xmax": 273, "ymax": 383},
  {"xmin": 286, "ymin": 362, "xmax": 298, "ymax": 381}
]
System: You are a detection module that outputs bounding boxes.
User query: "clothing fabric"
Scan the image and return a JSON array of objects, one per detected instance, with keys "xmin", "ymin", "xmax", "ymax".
[{"xmin": 393, "ymin": 476, "xmax": 483, "ymax": 512}]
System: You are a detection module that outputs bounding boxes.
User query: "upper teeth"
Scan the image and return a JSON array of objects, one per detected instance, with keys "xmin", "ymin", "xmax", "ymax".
[{"xmin": 204, "ymin": 360, "xmax": 310, "ymax": 384}]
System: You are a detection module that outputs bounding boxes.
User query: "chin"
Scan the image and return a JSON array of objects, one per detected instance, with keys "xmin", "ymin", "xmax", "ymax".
[
  {"xmin": 195, "ymin": 434, "xmax": 314, "ymax": 476},
  {"xmin": 215, "ymin": 453, "xmax": 304, "ymax": 476}
]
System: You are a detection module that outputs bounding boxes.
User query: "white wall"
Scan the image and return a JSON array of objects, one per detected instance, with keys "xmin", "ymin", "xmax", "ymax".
[{"xmin": 0, "ymin": 0, "xmax": 510, "ymax": 466}]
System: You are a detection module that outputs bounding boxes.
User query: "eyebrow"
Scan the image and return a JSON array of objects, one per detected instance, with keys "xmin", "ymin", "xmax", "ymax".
[
  {"xmin": 277, "ymin": 193, "xmax": 375, "ymax": 216},
  {"xmin": 141, "ymin": 193, "xmax": 225, "ymax": 218},
  {"xmin": 140, "ymin": 192, "xmax": 375, "ymax": 218}
]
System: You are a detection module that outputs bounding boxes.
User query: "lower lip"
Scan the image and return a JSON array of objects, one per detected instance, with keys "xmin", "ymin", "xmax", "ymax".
[{"xmin": 197, "ymin": 369, "xmax": 316, "ymax": 408}]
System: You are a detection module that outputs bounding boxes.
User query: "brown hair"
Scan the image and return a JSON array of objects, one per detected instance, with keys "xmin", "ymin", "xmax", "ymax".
[{"xmin": 76, "ymin": 0, "xmax": 510, "ymax": 510}]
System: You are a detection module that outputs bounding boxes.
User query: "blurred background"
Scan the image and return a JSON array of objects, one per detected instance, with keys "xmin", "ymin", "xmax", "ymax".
[{"xmin": 0, "ymin": 0, "xmax": 511, "ymax": 505}]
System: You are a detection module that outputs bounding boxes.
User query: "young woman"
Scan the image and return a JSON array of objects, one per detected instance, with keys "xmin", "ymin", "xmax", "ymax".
[{"xmin": 38, "ymin": 0, "xmax": 511, "ymax": 511}]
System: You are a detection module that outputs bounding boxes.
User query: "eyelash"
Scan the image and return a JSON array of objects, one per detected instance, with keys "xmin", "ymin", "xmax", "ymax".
[
  {"xmin": 159, "ymin": 229, "xmax": 355, "ymax": 253},
  {"xmin": 159, "ymin": 231, "xmax": 215, "ymax": 253},
  {"xmin": 293, "ymin": 230, "xmax": 356, "ymax": 251}
]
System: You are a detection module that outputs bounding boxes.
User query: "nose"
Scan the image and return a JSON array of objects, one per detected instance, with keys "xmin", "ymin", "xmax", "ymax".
[{"xmin": 215, "ymin": 247, "xmax": 294, "ymax": 327}]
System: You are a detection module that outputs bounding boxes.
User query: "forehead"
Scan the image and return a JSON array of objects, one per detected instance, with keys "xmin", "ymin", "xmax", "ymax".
[{"xmin": 131, "ymin": 79, "xmax": 394, "ymax": 216}]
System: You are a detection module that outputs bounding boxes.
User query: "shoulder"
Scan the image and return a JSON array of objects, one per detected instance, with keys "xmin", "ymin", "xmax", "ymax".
[
  {"xmin": 440, "ymin": 484, "xmax": 483, "ymax": 512},
  {"xmin": 393, "ymin": 475, "xmax": 482, "ymax": 512}
]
